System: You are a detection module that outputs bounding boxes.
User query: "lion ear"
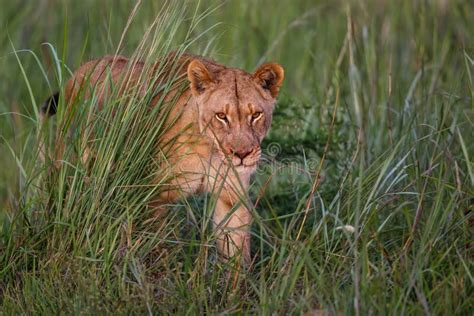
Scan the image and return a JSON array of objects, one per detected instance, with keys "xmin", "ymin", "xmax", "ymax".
[
  {"xmin": 252, "ymin": 63, "xmax": 284, "ymax": 98},
  {"xmin": 187, "ymin": 59, "xmax": 215, "ymax": 95}
]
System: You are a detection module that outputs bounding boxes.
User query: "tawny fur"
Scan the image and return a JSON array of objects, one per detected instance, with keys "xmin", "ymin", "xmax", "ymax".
[{"xmin": 51, "ymin": 53, "xmax": 284, "ymax": 266}]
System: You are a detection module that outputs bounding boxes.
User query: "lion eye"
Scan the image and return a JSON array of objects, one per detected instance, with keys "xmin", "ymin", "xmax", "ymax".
[
  {"xmin": 216, "ymin": 112, "xmax": 228, "ymax": 122},
  {"xmin": 251, "ymin": 112, "xmax": 262, "ymax": 121}
]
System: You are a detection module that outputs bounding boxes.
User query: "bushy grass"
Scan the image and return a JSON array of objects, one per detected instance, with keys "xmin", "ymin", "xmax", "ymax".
[{"xmin": 1, "ymin": 0, "xmax": 473, "ymax": 314}]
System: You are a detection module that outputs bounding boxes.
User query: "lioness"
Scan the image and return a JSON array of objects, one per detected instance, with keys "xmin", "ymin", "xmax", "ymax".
[{"xmin": 40, "ymin": 53, "xmax": 284, "ymax": 266}]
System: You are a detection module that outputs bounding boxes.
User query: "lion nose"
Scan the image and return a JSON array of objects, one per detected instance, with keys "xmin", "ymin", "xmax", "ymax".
[{"xmin": 233, "ymin": 149, "xmax": 252, "ymax": 160}]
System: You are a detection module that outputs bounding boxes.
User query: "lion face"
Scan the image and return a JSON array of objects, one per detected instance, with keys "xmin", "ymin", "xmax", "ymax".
[{"xmin": 187, "ymin": 59, "xmax": 284, "ymax": 170}]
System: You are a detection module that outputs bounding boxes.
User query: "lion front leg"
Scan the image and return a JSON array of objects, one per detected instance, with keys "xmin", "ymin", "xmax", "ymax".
[{"xmin": 213, "ymin": 195, "xmax": 252, "ymax": 266}]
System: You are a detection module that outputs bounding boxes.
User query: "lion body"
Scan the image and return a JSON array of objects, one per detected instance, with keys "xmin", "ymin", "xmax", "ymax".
[{"xmin": 47, "ymin": 53, "xmax": 284, "ymax": 265}]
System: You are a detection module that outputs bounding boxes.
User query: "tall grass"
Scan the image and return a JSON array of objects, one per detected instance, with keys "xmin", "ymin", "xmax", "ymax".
[{"xmin": 1, "ymin": 0, "xmax": 473, "ymax": 314}]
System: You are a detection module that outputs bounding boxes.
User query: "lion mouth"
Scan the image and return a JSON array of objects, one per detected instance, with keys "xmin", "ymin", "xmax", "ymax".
[
  {"xmin": 213, "ymin": 147, "xmax": 261, "ymax": 169},
  {"xmin": 229, "ymin": 155, "xmax": 260, "ymax": 169},
  {"xmin": 235, "ymin": 161, "xmax": 257, "ymax": 168}
]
